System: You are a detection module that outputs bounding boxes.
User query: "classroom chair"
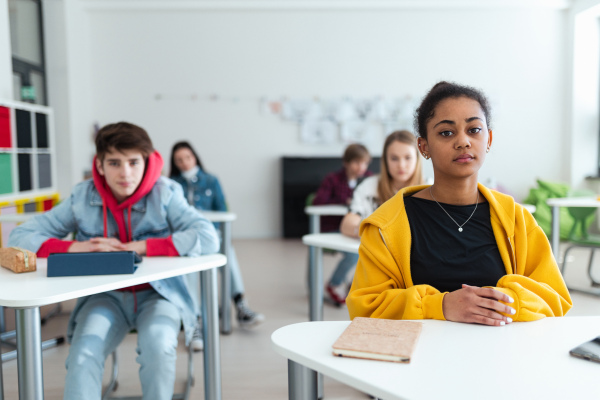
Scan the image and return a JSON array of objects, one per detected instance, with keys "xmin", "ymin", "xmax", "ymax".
[
  {"xmin": 560, "ymin": 190, "xmax": 600, "ymax": 291},
  {"xmin": 102, "ymin": 340, "xmax": 195, "ymax": 400}
]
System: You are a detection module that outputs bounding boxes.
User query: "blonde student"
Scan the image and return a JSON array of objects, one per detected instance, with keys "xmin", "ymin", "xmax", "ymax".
[
  {"xmin": 347, "ymin": 81, "xmax": 572, "ymax": 325},
  {"xmin": 330, "ymin": 130, "xmax": 423, "ymax": 304}
]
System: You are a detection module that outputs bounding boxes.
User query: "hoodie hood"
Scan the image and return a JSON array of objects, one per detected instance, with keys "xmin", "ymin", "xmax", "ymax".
[{"xmin": 92, "ymin": 150, "xmax": 164, "ymax": 242}]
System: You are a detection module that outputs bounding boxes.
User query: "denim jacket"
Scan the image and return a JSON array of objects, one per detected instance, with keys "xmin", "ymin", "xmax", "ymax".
[
  {"xmin": 8, "ymin": 177, "xmax": 220, "ymax": 345},
  {"xmin": 171, "ymin": 169, "xmax": 227, "ymax": 212}
]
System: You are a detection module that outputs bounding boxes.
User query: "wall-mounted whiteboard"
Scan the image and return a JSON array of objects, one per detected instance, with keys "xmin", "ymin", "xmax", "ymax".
[{"xmin": 0, "ymin": 99, "xmax": 57, "ymax": 202}]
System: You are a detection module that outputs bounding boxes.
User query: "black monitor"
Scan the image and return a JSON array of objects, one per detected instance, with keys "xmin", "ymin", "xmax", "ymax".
[{"xmin": 281, "ymin": 156, "xmax": 381, "ymax": 238}]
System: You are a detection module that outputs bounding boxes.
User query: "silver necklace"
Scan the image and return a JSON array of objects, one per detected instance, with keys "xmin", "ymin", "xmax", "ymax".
[{"xmin": 429, "ymin": 187, "xmax": 479, "ymax": 233}]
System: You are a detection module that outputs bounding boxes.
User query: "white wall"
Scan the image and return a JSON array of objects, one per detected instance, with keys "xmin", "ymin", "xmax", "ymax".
[
  {"xmin": 0, "ymin": 0, "xmax": 12, "ymax": 99},
  {"xmin": 569, "ymin": 1, "xmax": 600, "ymax": 189},
  {"xmin": 46, "ymin": 1, "xmax": 571, "ymax": 238}
]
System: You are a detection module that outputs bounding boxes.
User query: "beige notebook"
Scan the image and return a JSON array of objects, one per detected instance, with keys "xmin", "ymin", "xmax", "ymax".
[{"xmin": 332, "ymin": 318, "xmax": 422, "ymax": 363}]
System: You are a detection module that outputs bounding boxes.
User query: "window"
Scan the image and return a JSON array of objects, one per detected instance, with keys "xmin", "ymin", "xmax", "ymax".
[{"xmin": 8, "ymin": 0, "xmax": 47, "ymax": 105}]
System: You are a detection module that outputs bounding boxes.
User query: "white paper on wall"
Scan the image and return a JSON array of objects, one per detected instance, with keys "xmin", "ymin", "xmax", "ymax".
[
  {"xmin": 333, "ymin": 98, "xmax": 358, "ymax": 122},
  {"xmin": 300, "ymin": 119, "xmax": 338, "ymax": 144},
  {"xmin": 340, "ymin": 120, "xmax": 381, "ymax": 143}
]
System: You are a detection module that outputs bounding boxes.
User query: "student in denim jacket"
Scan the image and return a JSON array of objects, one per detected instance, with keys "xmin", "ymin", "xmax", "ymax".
[
  {"xmin": 170, "ymin": 141, "xmax": 265, "ymax": 336},
  {"xmin": 8, "ymin": 122, "xmax": 219, "ymax": 399}
]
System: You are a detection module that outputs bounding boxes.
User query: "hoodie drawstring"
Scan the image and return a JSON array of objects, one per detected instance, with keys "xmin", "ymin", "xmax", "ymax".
[
  {"xmin": 103, "ymin": 199, "xmax": 108, "ymax": 238},
  {"xmin": 127, "ymin": 204, "xmax": 133, "ymax": 242}
]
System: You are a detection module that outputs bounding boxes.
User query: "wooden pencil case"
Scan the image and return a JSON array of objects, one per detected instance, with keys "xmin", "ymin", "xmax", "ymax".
[{"xmin": 0, "ymin": 247, "xmax": 37, "ymax": 273}]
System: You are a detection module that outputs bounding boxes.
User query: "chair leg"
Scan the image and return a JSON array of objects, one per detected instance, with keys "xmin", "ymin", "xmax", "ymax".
[
  {"xmin": 174, "ymin": 344, "xmax": 194, "ymax": 400},
  {"xmin": 102, "ymin": 351, "xmax": 119, "ymax": 400},
  {"xmin": 587, "ymin": 249, "xmax": 600, "ymax": 288},
  {"xmin": 561, "ymin": 246, "xmax": 574, "ymax": 275}
]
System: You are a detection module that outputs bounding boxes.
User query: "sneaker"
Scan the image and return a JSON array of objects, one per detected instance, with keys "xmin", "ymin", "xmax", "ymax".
[
  {"xmin": 235, "ymin": 299, "xmax": 265, "ymax": 328},
  {"xmin": 191, "ymin": 323, "xmax": 203, "ymax": 352},
  {"xmin": 326, "ymin": 283, "xmax": 346, "ymax": 307}
]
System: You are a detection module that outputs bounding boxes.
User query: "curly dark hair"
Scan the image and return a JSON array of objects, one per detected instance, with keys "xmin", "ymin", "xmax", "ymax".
[{"xmin": 414, "ymin": 81, "xmax": 492, "ymax": 140}]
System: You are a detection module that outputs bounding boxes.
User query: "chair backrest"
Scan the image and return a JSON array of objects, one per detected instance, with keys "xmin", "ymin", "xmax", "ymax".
[
  {"xmin": 305, "ymin": 192, "xmax": 316, "ymax": 207},
  {"xmin": 566, "ymin": 189, "xmax": 597, "ymax": 241}
]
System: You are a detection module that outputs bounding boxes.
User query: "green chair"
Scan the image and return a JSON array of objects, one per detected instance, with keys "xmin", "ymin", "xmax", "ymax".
[{"xmin": 560, "ymin": 190, "xmax": 600, "ymax": 289}]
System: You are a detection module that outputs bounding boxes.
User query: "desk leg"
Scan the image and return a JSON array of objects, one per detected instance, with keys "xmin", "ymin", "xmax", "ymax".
[
  {"xmin": 288, "ymin": 360, "xmax": 317, "ymax": 400},
  {"xmin": 0, "ymin": 341, "xmax": 4, "ymax": 400},
  {"xmin": 15, "ymin": 307, "xmax": 44, "ymax": 400},
  {"xmin": 201, "ymin": 268, "xmax": 222, "ymax": 400},
  {"xmin": 308, "ymin": 246, "xmax": 323, "ymax": 322},
  {"xmin": 308, "ymin": 215, "xmax": 320, "ymax": 235},
  {"xmin": 551, "ymin": 205, "xmax": 560, "ymax": 262},
  {"xmin": 220, "ymin": 221, "xmax": 232, "ymax": 335},
  {"xmin": 0, "ymin": 306, "xmax": 5, "ymax": 334}
]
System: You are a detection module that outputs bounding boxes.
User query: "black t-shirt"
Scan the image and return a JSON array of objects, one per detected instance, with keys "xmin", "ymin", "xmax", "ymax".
[{"xmin": 404, "ymin": 195, "xmax": 506, "ymax": 293}]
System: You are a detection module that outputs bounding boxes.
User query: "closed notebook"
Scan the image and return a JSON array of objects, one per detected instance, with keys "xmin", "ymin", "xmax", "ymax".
[
  {"xmin": 47, "ymin": 251, "xmax": 142, "ymax": 277},
  {"xmin": 332, "ymin": 317, "xmax": 422, "ymax": 363}
]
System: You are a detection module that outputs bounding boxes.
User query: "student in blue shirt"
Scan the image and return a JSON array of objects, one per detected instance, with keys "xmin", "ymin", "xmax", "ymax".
[{"xmin": 169, "ymin": 141, "xmax": 265, "ymax": 339}]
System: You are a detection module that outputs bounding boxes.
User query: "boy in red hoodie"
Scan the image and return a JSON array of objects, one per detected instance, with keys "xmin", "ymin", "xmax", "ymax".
[{"xmin": 8, "ymin": 122, "xmax": 219, "ymax": 399}]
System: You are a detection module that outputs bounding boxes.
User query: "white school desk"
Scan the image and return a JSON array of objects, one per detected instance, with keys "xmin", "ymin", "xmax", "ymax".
[
  {"xmin": 200, "ymin": 211, "xmax": 237, "ymax": 334},
  {"xmin": 302, "ymin": 233, "xmax": 359, "ymax": 322},
  {"xmin": 304, "ymin": 205, "xmax": 348, "ymax": 234},
  {"xmin": 0, "ymin": 210, "xmax": 238, "ymax": 334},
  {"xmin": 546, "ymin": 197, "xmax": 600, "ymax": 259},
  {"xmin": 0, "ymin": 254, "xmax": 226, "ymax": 400},
  {"xmin": 272, "ymin": 317, "xmax": 600, "ymax": 400}
]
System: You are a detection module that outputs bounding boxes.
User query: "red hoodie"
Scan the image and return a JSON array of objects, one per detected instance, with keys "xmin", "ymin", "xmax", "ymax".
[{"xmin": 37, "ymin": 151, "xmax": 180, "ymax": 290}]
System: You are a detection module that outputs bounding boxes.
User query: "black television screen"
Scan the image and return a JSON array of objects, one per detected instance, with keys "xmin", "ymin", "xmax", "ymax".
[{"xmin": 281, "ymin": 156, "xmax": 381, "ymax": 238}]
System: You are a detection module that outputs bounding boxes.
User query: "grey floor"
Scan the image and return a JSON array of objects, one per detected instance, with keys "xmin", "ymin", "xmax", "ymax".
[{"xmin": 1, "ymin": 238, "xmax": 600, "ymax": 399}]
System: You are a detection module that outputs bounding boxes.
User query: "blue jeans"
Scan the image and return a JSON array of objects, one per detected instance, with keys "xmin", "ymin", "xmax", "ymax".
[
  {"xmin": 64, "ymin": 289, "xmax": 181, "ymax": 400},
  {"xmin": 328, "ymin": 251, "xmax": 359, "ymax": 286}
]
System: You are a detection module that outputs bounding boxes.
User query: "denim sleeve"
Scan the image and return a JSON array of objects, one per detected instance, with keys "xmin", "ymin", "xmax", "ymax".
[
  {"xmin": 7, "ymin": 196, "xmax": 77, "ymax": 253},
  {"xmin": 210, "ymin": 176, "xmax": 228, "ymax": 212},
  {"xmin": 166, "ymin": 180, "xmax": 220, "ymax": 256}
]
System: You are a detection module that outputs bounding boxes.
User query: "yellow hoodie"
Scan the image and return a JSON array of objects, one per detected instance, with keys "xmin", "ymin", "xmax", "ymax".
[{"xmin": 347, "ymin": 183, "xmax": 572, "ymax": 322}]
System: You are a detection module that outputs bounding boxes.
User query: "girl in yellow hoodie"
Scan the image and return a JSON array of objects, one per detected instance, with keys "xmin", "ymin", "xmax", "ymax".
[{"xmin": 347, "ymin": 81, "xmax": 572, "ymax": 325}]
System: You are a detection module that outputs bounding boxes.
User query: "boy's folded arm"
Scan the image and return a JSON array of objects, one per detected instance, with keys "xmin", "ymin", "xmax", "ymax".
[
  {"xmin": 146, "ymin": 237, "xmax": 179, "ymax": 257},
  {"xmin": 36, "ymin": 238, "xmax": 75, "ymax": 257}
]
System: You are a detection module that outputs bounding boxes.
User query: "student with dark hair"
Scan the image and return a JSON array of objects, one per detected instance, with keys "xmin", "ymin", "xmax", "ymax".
[
  {"xmin": 8, "ymin": 122, "xmax": 220, "ymax": 399},
  {"xmin": 347, "ymin": 82, "xmax": 572, "ymax": 324},
  {"xmin": 170, "ymin": 141, "xmax": 264, "ymax": 337},
  {"xmin": 312, "ymin": 143, "xmax": 372, "ymax": 306}
]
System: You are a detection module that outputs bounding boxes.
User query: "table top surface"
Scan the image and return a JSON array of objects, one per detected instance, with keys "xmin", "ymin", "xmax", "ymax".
[
  {"xmin": 0, "ymin": 254, "xmax": 226, "ymax": 308},
  {"xmin": 200, "ymin": 210, "xmax": 237, "ymax": 222},
  {"xmin": 302, "ymin": 233, "xmax": 360, "ymax": 253},
  {"xmin": 304, "ymin": 205, "xmax": 348, "ymax": 216},
  {"xmin": 546, "ymin": 197, "xmax": 600, "ymax": 207},
  {"xmin": 272, "ymin": 317, "xmax": 600, "ymax": 400}
]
